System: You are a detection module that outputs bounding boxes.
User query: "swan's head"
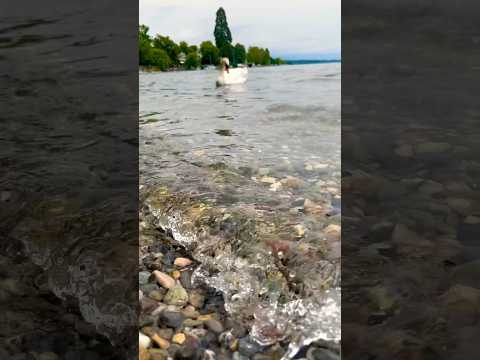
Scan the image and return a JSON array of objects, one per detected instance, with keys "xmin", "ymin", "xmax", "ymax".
[
  {"xmin": 220, "ymin": 57, "xmax": 230, "ymax": 70},
  {"xmin": 220, "ymin": 57, "xmax": 230, "ymax": 66}
]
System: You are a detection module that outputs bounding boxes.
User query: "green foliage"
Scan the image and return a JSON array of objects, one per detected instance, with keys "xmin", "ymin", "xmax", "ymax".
[
  {"xmin": 179, "ymin": 41, "xmax": 190, "ymax": 54},
  {"xmin": 139, "ymin": 8, "xmax": 285, "ymax": 71},
  {"xmin": 139, "ymin": 25, "xmax": 152, "ymax": 66},
  {"xmin": 219, "ymin": 43, "xmax": 233, "ymax": 59},
  {"xmin": 200, "ymin": 41, "xmax": 220, "ymax": 65},
  {"xmin": 234, "ymin": 43, "xmax": 246, "ymax": 64},
  {"xmin": 271, "ymin": 57, "xmax": 286, "ymax": 65},
  {"xmin": 247, "ymin": 46, "xmax": 273, "ymax": 65},
  {"xmin": 149, "ymin": 48, "xmax": 171, "ymax": 70},
  {"xmin": 184, "ymin": 52, "xmax": 200, "ymax": 70},
  {"xmin": 153, "ymin": 35, "xmax": 180, "ymax": 65},
  {"xmin": 214, "ymin": 7, "xmax": 232, "ymax": 49}
]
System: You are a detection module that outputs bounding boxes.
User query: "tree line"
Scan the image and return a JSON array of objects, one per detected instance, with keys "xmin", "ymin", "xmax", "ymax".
[{"xmin": 139, "ymin": 7, "xmax": 285, "ymax": 71}]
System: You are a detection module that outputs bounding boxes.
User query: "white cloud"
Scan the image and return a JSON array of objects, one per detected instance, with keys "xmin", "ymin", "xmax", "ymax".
[{"xmin": 139, "ymin": 0, "xmax": 340, "ymax": 58}]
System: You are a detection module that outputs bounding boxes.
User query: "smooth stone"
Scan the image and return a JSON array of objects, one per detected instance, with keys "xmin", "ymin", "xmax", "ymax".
[
  {"xmin": 416, "ymin": 142, "xmax": 451, "ymax": 154},
  {"xmin": 293, "ymin": 224, "xmax": 305, "ymax": 238},
  {"xmin": 142, "ymin": 283, "xmax": 160, "ymax": 294},
  {"xmin": 183, "ymin": 319, "xmax": 204, "ymax": 327},
  {"xmin": 233, "ymin": 352, "xmax": 249, "ymax": 360},
  {"xmin": 157, "ymin": 328, "xmax": 174, "ymax": 340},
  {"xmin": 238, "ymin": 338, "xmax": 263, "ymax": 357},
  {"xmin": 153, "ymin": 270, "xmax": 176, "ymax": 289},
  {"xmin": 180, "ymin": 271, "xmax": 192, "ymax": 289},
  {"xmin": 139, "ymin": 332, "xmax": 152, "ymax": 349},
  {"xmin": 172, "ymin": 333, "xmax": 187, "ymax": 345},
  {"xmin": 37, "ymin": 353, "xmax": 60, "ymax": 360},
  {"xmin": 306, "ymin": 347, "xmax": 340, "ymax": 360},
  {"xmin": 280, "ymin": 176, "xmax": 305, "ymax": 189},
  {"xmin": 151, "ymin": 334, "xmax": 170, "ymax": 350},
  {"xmin": 260, "ymin": 176, "xmax": 277, "ymax": 184},
  {"xmin": 174, "ymin": 257, "xmax": 192, "ymax": 267},
  {"xmin": 418, "ymin": 180, "xmax": 444, "ymax": 195},
  {"xmin": 140, "ymin": 346, "xmax": 151, "ymax": 360},
  {"xmin": 181, "ymin": 305, "xmax": 200, "ymax": 319},
  {"xmin": 451, "ymin": 260, "xmax": 480, "ymax": 289},
  {"xmin": 173, "ymin": 343, "xmax": 197, "ymax": 360},
  {"xmin": 189, "ymin": 291, "xmax": 205, "ymax": 308},
  {"xmin": 139, "ymin": 271, "xmax": 151, "ymax": 285},
  {"xmin": 164, "ymin": 285, "xmax": 189, "ymax": 306},
  {"xmin": 139, "ymin": 314, "xmax": 156, "ymax": 328},
  {"xmin": 149, "ymin": 290, "xmax": 164, "ymax": 302},
  {"xmin": 394, "ymin": 144, "xmax": 414, "ymax": 157},
  {"xmin": 447, "ymin": 198, "xmax": 471, "ymax": 216},
  {"xmin": 160, "ymin": 311, "xmax": 186, "ymax": 329},
  {"xmin": 440, "ymin": 284, "xmax": 480, "ymax": 326},
  {"xmin": 204, "ymin": 319, "xmax": 224, "ymax": 334},
  {"xmin": 142, "ymin": 297, "xmax": 159, "ymax": 313},
  {"xmin": 149, "ymin": 349, "xmax": 169, "ymax": 360}
]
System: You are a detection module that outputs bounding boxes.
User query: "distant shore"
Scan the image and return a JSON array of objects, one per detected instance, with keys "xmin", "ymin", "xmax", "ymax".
[{"xmin": 139, "ymin": 60, "xmax": 340, "ymax": 73}]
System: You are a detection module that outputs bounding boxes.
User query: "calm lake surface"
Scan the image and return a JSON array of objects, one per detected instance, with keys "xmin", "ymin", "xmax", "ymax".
[
  {"xmin": 140, "ymin": 63, "xmax": 341, "ymax": 353},
  {"xmin": 140, "ymin": 63, "xmax": 340, "ymax": 193}
]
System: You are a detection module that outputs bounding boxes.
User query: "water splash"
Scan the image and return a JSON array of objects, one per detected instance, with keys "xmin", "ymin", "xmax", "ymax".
[{"xmin": 144, "ymin": 188, "xmax": 341, "ymax": 358}]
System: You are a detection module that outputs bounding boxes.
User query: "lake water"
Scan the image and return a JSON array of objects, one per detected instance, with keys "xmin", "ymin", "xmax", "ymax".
[
  {"xmin": 140, "ymin": 63, "xmax": 341, "ymax": 357},
  {"xmin": 140, "ymin": 63, "xmax": 340, "ymax": 191}
]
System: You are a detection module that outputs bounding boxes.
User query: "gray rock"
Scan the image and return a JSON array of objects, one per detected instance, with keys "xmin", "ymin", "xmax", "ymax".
[
  {"xmin": 189, "ymin": 291, "xmax": 205, "ymax": 308},
  {"xmin": 233, "ymin": 352, "xmax": 249, "ymax": 360},
  {"xmin": 307, "ymin": 347, "xmax": 340, "ymax": 360},
  {"xmin": 139, "ymin": 271, "xmax": 151, "ymax": 285},
  {"xmin": 160, "ymin": 311, "xmax": 185, "ymax": 329},
  {"xmin": 238, "ymin": 338, "xmax": 263, "ymax": 357},
  {"xmin": 451, "ymin": 259, "xmax": 480, "ymax": 289},
  {"xmin": 204, "ymin": 319, "xmax": 224, "ymax": 334},
  {"xmin": 180, "ymin": 271, "xmax": 192, "ymax": 289}
]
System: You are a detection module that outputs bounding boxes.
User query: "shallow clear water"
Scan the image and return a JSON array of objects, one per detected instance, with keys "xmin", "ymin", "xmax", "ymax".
[
  {"xmin": 140, "ymin": 63, "xmax": 340, "ymax": 195},
  {"xmin": 140, "ymin": 63, "xmax": 341, "ymax": 356}
]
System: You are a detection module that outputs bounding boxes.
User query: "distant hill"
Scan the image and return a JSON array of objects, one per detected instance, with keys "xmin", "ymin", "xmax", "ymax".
[{"xmin": 285, "ymin": 59, "xmax": 341, "ymax": 65}]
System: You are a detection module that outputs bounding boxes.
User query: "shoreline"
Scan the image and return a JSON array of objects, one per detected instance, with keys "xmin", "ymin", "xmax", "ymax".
[{"xmin": 139, "ymin": 61, "xmax": 340, "ymax": 73}]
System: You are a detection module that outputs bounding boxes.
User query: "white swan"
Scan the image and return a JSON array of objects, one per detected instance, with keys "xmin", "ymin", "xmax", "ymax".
[{"xmin": 216, "ymin": 57, "xmax": 248, "ymax": 86}]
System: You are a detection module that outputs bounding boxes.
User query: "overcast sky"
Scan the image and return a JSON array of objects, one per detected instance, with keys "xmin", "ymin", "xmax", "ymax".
[{"xmin": 139, "ymin": 0, "xmax": 341, "ymax": 60}]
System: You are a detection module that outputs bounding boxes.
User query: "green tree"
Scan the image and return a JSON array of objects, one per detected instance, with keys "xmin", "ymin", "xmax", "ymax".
[
  {"xmin": 188, "ymin": 45, "xmax": 198, "ymax": 54},
  {"xmin": 150, "ymin": 48, "xmax": 171, "ymax": 70},
  {"xmin": 152, "ymin": 35, "xmax": 180, "ymax": 65},
  {"xmin": 234, "ymin": 43, "xmax": 246, "ymax": 64},
  {"xmin": 200, "ymin": 41, "xmax": 220, "ymax": 65},
  {"xmin": 262, "ymin": 48, "xmax": 271, "ymax": 65},
  {"xmin": 247, "ymin": 46, "xmax": 262, "ymax": 65},
  {"xmin": 219, "ymin": 43, "xmax": 234, "ymax": 61},
  {"xmin": 184, "ymin": 52, "xmax": 200, "ymax": 70},
  {"xmin": 214, "ymin": 7, "xmax": 232, "ymax": 50},
  {"xmin": 139, "ymin": 25, "xmax": 153, "ymax": 66},
  {"xmin": 179, "ymin": 41, "xmax": 190, "ymax": 55}
]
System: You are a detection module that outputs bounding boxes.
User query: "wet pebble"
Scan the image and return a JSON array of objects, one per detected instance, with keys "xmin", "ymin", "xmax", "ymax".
[
  {"xmin": 164, "ymin": 285, "xmax": 189, "ymax": 306},
  {"xmin": 140, "ymin": 332, "xmax": 151, "ymax": 349},
  {"xmin": 204, "ymin": 319, "xmax": 224, "ymax": 334},
  {"xmin": 153, "ymin": 270, "xmax": 176, "ymax": 289},
  {"xmin": 189, "ymin": 291, "xmax": 206, "ymax": 308},
  {"xmin": 152, "ymin": 334, "xmax": 170, "ymax": 349},
  {"xmin": 139, "ymin": 271, "xmax": 152, "ymax": 285},
  {"xmin": 174, "ymin": 257, "xmax": 193, "ymax": 267},
  {"xmin": 238, "ymin": 338, "xmax": 263, "ymax": 357},
  {"xmin": 160, "ymin": 311, "xmax": 185, "ymax": 329},
  {"xmin": 172, "ymin": 333, "xmax": 187, "ymax": 345},
  {"xmin": 306, "ymin": 347, "xmax": 340, "ymax": 360}
]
